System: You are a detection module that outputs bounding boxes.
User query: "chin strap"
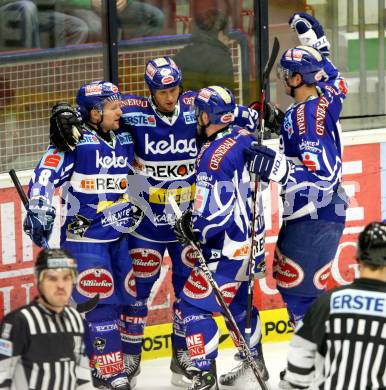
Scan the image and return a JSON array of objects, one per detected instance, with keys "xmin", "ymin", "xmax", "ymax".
[{"xmin": 286, "ymin": 79, "xmax": 304, "ymax": 97}]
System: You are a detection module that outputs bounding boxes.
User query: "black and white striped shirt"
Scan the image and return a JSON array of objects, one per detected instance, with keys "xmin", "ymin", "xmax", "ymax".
[
  {"xmin": 285, "ymin": 278, "xmax": 386, "ymax": 390},
  {"xmin": 0, "ymin": 299, "xmax": 93, "ymax": 390}
]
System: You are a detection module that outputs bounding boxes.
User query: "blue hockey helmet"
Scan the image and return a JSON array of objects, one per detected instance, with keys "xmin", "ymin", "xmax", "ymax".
[
  {"xmin": 144, "ymin": 56, "xmax": 182, "ymax": 91},
  {"xmin": 277, "ymin": 46, "xmax": 326, "ymax": 84},
  {"xmin": 76, "ymin": 81, "xmax": 121, "ymax": 121},
  {"xmin": 194, "ymin": 86, "xmax": 235, "ymax": 125}
]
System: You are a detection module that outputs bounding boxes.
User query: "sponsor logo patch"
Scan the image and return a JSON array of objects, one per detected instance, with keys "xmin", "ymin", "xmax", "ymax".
[
  {"xmin": 296, "ymin": 104, "xmax": 306, "ymax": 135},
  {"xmin": 315, "ymin": 96, "xmax": 329, "ymax": 136},
  {"xmin": 149, "ymin": 185, "xmax": 195, "ymax": 205},
  {"xmin": 116, "ymin": 132, "xmax": 133, "ymax": 145},
  {"xmin": 131, "ymin": 248, "xmax": 162, "ymax": 278},
  {"xmin": 193, "ymin": 185, "xmax": 210, "ymax": 214},
  {"xmin": 77, "ymin": 268, "xmax": 114, "ymax": 298},
  {"xmin": 181, "ymin": 246, "xmax": 199, "ymax": 268},
  {"xmin": 183, "ymin": 268, "xmax": 211, "ymax": 299},
  {"xmin": 39, "ymin": 149, "xmax": 64, "ymax": 172},
  {"xmin": 217, "ymin": 282, "xmax": 241, "ymax": 305},
  {"xmin": 144, "ymin": 134, "xmax": 197, "ymax": 157},
  {"xmin": 302, "ymin": 152, "xmax": 320, "ymax": 171},
  {"xmin": 186, "ymin": 333, "xmax": 205, "ymax": 358},
  {"xmin": 121, "ymin": 98, "xmax": 148, "ymax": 108},
  {"xmin": 209, "ymin": 138, "xmax": 236, "ymax": 170},
  {"xmin": 121, "ymin": 112, "xmax": 156, "ymax": 127},
  {"xmin": 273, "ymin": 249, "xmax": 304, "ymax": 289},
  {"xmin": 0, "ymin": 338, "xmax": 13, "ymax": 356},
  {"xmin": 92, "ymin": 351, "xmax": 123, "ymax": 376},
  {"xmin": 314, "ymin": 261, "xmax": 332, "ymax": 290},
  {"xmin": 183, "ymin": 111, "xmax": 196, "ymax": 124},
  {"xmin": 96, "ymin": 150, "xmax": 129, "ymax": 169},
  {"xmin": 124, "ymin": 269, "xmax": 137, "ymax": 297},
  {"xmin": 79, "ymin": 134, "xmax": 100, "ymax": 145}
]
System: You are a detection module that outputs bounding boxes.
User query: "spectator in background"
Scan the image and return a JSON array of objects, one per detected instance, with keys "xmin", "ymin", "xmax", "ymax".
[
  {"xmin": 0, "ymin": 0, "xmax": 88, "ymax": 48},
  {"xmin": 62, "ymin": 0, "xmax": 164, "ymax": 42},
  {"xmin": 174, "ymin": 9, "xmax": 235, "ymax": 93}
]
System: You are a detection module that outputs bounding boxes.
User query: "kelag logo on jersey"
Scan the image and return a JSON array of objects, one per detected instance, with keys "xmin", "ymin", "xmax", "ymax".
[
  {"xmin": 183, "ymin": 111, "xmax": 196, "ymax": 124},
  {"xmin": 116, "ymin": 132, "xmax": 133, "ymax": 145},
  {"xmin": 121, "ymin": 112, "xmax": 156, "ymax": 127}
]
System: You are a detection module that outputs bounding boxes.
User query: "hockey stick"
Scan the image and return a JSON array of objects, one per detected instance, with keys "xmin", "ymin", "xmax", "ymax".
[
  {"xmin": 169, "ymin": 196, "xmax": 268, "ymax": 390},
  {"xmin": 257, "ymin": 37, "xmax": 280, "ymax": 145},
  {"xmin": 9, "ymin": 169, "xmax": 99, "ymax": 314},
  {"xmin": 245, "ymin": 37, "xmax": 280, "ymax": 348}
]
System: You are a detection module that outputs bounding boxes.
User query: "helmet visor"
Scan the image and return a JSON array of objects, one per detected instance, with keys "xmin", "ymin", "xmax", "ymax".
[{"xmin": 276, "ymin": 64, "xmax": 292, "ymax": 82}]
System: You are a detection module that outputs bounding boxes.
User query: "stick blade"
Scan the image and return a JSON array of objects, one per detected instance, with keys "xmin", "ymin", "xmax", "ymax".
[
  {"xmin": 262, "ymin": 37, "xmax": 280, "ymax": 84},
  {"xmin": 75, "ymin": 294, "xmax": 99, "ymax": 313}
]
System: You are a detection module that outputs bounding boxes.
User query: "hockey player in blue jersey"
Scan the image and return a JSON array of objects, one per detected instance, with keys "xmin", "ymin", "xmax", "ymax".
[
  {"xmin": 23, "ymin": 81, "xmax": 138, "ymax": 390},
  {"xmin": 247, "ymin": 12, "xmax": 348, "ymax": 352},
  {"xmin": 117, "ymin": 56, "xmax": 275, "ymax": 387},
  {"xmin": 172, "ymin": 86, "xmax": 272, "ymax": 390}
]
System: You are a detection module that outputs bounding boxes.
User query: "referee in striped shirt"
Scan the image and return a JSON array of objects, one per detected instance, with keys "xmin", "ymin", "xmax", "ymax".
[
  {"xmin": 282, "ymin": 221, "xmax": 386, "ymax": 390},
  {"xmin": 0, "ymin": 248, "xmax": 94, "ymax": 390}
]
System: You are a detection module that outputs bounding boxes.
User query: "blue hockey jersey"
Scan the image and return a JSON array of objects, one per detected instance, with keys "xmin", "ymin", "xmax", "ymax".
[
  {"xmin": 28, "ymin": 125, "xmax": 135, "ymax": 243},
  {"xmin": 191, "ymin": 126, "xmax": 265, "ymax": 279},
  {"xmin": 120, "ymin": 91, "xmax": 259, "ymax": 243},
  {"xmin": 280, "ymin": 58, "xmax": 348, "ymax": 222}
]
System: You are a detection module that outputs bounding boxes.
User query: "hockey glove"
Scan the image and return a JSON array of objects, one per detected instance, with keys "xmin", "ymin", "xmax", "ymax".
[
  {"xmin": 23, "ymin": 196, "xmax": 56, "ymax": 247},
  {"xmin": 245, "ymin": 143, "xmax": 292, "ymax": 185},
  {"xmin": 249, "ymin": 101, "xmax": 284, "ymax": 135},
  {"xmin": 50, "ymin": 102, "xmax": 83, "ymax": 152},
  {"xmin": 173, "ymin": 210, "xmax": 198, "ymax": 247},
  {"xmin": 289, "ymin": 13, "xmax": 330, "ymax": 56}
]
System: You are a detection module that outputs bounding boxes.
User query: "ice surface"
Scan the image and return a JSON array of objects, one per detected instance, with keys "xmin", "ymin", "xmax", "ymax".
[{"xmin": 136, "ymin": 342, "xmax": 289, "ymax": 390}]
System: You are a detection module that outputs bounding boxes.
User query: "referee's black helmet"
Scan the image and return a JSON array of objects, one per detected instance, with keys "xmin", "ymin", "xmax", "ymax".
[{"xmin": 357, "ymin": 221, "xmax": 386, "ymax": 266}]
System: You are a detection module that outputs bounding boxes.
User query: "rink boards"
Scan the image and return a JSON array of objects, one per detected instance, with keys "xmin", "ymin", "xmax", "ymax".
[{"xmin": 0, "ymin": 128, "xmax": 385, "ymax": 360}]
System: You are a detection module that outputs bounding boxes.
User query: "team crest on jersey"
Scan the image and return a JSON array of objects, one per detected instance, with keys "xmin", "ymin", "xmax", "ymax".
[
  {"xmin": 79, "ymin": 134, "xmax": 100, "ymax": 145},
  {"xmin": 116, "ymin": 132, "xmax": 133, "ymax": 145},
  {"xmin": 77, "ymin": 268, "xmax": 114, "ymax": 298},
  {"xmin": 183, "ymin": 111, "xmax": 196, "ymax": 124},
  {"xmin": 121, "ymin": 112, "xmax": 156, "ymax": 127},
  {"xmin": 67, "ymin": 214, "xmax": 91, "ymax": 237},
  {"xmin": 39, "ymin": 149, "xmax": 64, "ymax": 172}
]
